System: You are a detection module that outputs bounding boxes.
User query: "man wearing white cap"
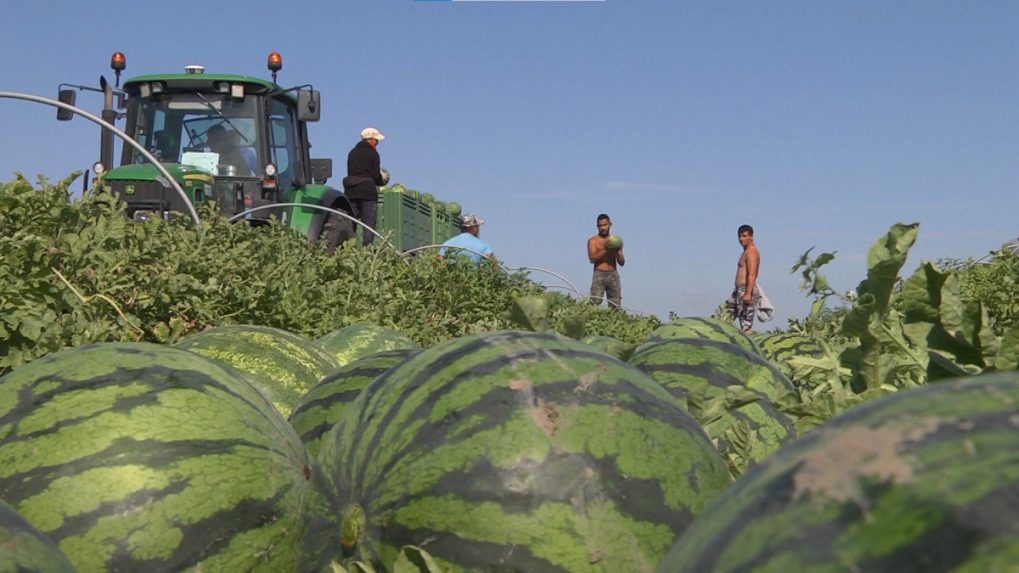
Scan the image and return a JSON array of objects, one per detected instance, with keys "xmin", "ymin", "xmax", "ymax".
[
  {"xmin": 343, "ymin": 127, "xmax": 388, "ymax": 245},
  {"xmin": 438, "ymin": 213, "xmax": 495, "ymax": 264}
]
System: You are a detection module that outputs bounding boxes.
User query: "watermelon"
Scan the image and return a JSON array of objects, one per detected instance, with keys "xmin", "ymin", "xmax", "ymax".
[
  {"xmin": 0, "ymin": 499, "xmax": 75, "ymax": 573},
  {"xmin": 316, "ymin": 322, "xmax": 420, "ymax": 367},
  {"xmin": 752, "ymin": 331, "xmax": 828, "ymax": 390},
  {"xmin": 629, "ymin": 339, "xmax": 797, "ymax": 477},
  {"xmin": 630, "ymin": 338, "xmax": 798, "ymax": 407},
  {"xmin": 0, "ymin": 342, "xmax": 317, "ymax": 571},
  {"xmin": 607, "ymin": 235, "xmax": 624, "ymax": 249},
  {"xmin": 642, "ymin": 316, "xmax": 762, "ymax": 355},
  {"xmin": 659, "ymin": 371, "xmax": 1019, "ymax": 572},
  {"xmin": 176, "ymin": 324, "xmax": 339, "ymax": 417},
  {"xmin": 289, "ymin": 348, "xmax": 417, "ymax": 457},
  {"xmin": 445, "ymin": 201, "xmax": 462, "ymax": 217},
  {"xmin": 311, "ymin": 331, "xmax": 730, "ymax": 572}
]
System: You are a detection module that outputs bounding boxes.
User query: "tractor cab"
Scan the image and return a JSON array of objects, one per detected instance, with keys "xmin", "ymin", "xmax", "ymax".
[{"xmin": 59, "ymin": 52, "xmax": 345, "ymax": 232}]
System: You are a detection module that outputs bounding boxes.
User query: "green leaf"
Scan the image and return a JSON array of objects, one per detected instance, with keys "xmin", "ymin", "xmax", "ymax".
[
  {"xmin": 926, "ymin": 349, "xmax": 982, "ymax": 382},
  {"xmin": 995, "ymin": 324, "xmax": 1019, "ymax": 371},
  {"xmin": 557, "ymin": 315, "xmax": 586, "ymax": 340},
  {"xmin": 722, "ymin": 385, "xmax": 766, "ymax": 409},
  {"xmin": 939, "ymin": 273, "xmax": 999, "ymax": 365},
  {"xmin": 503, "ymin": 294, "xmax": 553, "ymax": 332},
  {"xmin": 393, "ymin": 546, "xmax": 447, "ymax": 573},
  {"xmin": 902, "ymin": 263, "xmax": 945, "ymax": 323},
  {"xmin": 837, "ymin": 224, "xmax": 925, "ymax": 390},
  {"xmin": 862, "ymin": 222, "xmax": 918, "ymax": 310}
]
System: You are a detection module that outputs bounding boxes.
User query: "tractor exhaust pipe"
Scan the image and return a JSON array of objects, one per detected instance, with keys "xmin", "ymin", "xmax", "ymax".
[{"xmin": 100, "ymin": 76, "xmax": 115, "ymax": 170}]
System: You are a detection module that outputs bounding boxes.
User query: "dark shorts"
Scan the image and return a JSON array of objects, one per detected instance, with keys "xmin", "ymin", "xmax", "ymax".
[{"xmin": 590, "ymin": 269, "xmax": 622, "ymax": 309}]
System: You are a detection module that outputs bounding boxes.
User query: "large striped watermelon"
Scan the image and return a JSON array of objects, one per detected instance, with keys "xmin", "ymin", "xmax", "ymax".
[
  {"xmin": 0, "ymin": 342, "xmax": 317, "ymax": 571},
  {"xmin": 176, "ymin": 324, "xmax": 340, "ymax": 417},
  {"xmin": 0, "ymin": 499, "xmax": 75, "ymax": 573},
  {"xmin": 289, "ymin": 348, "xmax": 418, "ymax": 457},
  {"xmin": 629, "ymin": 339, "xmax": 797, "ymax": 478},
  {"xmin": 312, "ymin": 331, "xmax": 730, "ymax": 572},
  {"xmin": 752, "ymin": 331, "xmax": 822, "ymax": 361},
  {"xmin": 317, "ymin": 323, "xmax": 421, "ymax": 367},
  {"xmin": 641, "ymin": 316, "xmax": 762, "ymax": 355},
  {"xmin": 630, "ymin": 338, "xmax": 799, "ymax": 407},
  {"xmin": 658, "ymin": 371, "xmax": 1019, "ymax": 572}
]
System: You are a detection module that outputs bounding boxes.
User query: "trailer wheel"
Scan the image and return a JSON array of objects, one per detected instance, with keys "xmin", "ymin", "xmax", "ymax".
[{"xmin": 324, "ymin": 212, "xmax": 356, "ymax": 253}]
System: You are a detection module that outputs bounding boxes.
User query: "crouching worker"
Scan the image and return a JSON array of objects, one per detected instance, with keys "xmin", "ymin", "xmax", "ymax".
[{"xmin": 439, "ymin": 213, "xmax": 496, "ymax": 264}]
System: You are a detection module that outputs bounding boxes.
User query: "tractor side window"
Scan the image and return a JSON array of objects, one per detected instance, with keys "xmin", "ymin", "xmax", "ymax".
[{"xmin": 268, "ymin": 98, "xmax": 304, "ymax": 190}]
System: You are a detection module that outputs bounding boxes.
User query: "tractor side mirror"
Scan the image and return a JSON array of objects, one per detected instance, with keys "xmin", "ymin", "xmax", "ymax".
[
  {"xmin": 297, "ymin": 90, "xmax": 320, "ymax": 122},
  {"xmin": 57, "ymin": 89, "xmax": 76, "ymax": 121}
]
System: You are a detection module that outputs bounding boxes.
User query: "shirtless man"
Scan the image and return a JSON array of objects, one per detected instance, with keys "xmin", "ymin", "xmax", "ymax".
[
  {"xmin": 727, "ymin": 224, "xmax": 760, "ymax": 333},
  {"xmin": 587, "ymin": 213, "xmax": 625, "ymax": 308}
]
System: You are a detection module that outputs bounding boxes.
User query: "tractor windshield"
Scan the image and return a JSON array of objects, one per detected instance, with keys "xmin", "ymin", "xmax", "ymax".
[{"xmin": 126, "ymin": 94, "xmax": 260, "ymax": 176}]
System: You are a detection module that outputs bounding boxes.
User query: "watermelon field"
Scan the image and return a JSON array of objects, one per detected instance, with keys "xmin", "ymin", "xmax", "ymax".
[{"xmin": 1, "ymin": 174, "xmax": 1019, "ymax": 572}]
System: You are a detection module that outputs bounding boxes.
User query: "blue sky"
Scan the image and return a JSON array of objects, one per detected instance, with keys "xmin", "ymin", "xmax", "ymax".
[{"xmin": 3, "ymin": 1, "xmax": 1018, "ymax": 328}]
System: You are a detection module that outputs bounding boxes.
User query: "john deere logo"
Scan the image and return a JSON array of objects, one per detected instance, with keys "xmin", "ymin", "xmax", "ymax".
[{"xmin": 125, "ymin": 184, "xmax": 136, "ymax": 195}]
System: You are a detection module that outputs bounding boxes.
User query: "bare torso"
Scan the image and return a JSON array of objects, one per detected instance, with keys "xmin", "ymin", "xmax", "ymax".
[
  {"xmin": 735, "ymin": 245, "xmax": 759, "ymax": 287},
  {"xmin": 589, "ymin": 235, "xmax": 620, "ymax": 271}
]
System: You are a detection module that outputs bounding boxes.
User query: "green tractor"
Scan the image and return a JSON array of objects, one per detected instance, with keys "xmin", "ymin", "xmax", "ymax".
[{"xmin": 59, "ymin": 51, "xmax": 355, "ymax": 249}]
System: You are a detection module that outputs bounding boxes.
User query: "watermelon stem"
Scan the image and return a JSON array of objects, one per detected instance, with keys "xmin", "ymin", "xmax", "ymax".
[{"xmin": 340, "ymin": 503, "xmax": 367, "ymax": 553}]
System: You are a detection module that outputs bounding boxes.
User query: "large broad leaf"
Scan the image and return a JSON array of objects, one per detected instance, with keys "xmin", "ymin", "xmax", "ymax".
[
  {"xmin": 902, "ymin": 263, "xmax": 945, "ymax": 323},
  {"xmin": 856, "ymin": 222, "xmax": 919, "ymax": 316},
  {"xmin": 838, "ymin": 224, "xmax": 926, "ymax": 390},
  {"xmin": 926, "ymin": 349, "xmax": 982, "ymax": 381},
  {"xmin": 939, "ymin": 273, "xmax": 999, "ymax": 365},
  {"xmin": 393, "ymin": 546, "xmax": 448, "ymax": 573},
  {"xmin": 903, "ymin": 262, "xmax": 997, "ymax": 372},
  {"xmin": 557, "ymin": 315, "xmax": 587, "ymax": 340},
  {"xmin": 503, "ymin": 294, "xmax": 553, "ymax": 332},
  {"xmin": 996, "ymin": 325, "xmax": 1019, "ymax": 371}
]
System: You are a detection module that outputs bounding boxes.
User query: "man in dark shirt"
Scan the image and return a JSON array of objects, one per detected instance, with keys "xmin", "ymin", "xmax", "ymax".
[{"xmin": 343, "ymin": 127, "xmax": 388, "ymax": 245}]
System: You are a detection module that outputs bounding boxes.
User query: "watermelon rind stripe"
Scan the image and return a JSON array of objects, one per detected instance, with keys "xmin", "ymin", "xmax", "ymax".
[
  {"xmin": 175, "ymin": 324, "xmax": 340, "ymax": 418},
  {"xmin": 629, "ymin": 338, "xmax": 799, "ymax": 405},
  {"xmin": 289, "ymin": 349, "xmax": 416, "ymax": 456},
  {"xmin": 643, "ymin": 316, "xmax": 763, "ymax": 355}
]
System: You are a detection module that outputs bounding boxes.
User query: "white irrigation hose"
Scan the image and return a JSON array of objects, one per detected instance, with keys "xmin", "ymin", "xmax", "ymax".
[
  {"xmin": 506, "ymin": 266, "xmax": 581, "ymax": 298},
  {"xmin": 401, "ymin": 243, "xmax": 511, "ymax": 271},
  {"xmin": 0, "ymin": 90, "xmax": 201, "ymax": 227},
  {"xmin": 227, "ymin": 202, "xmax": 399, "ymax": 253}
]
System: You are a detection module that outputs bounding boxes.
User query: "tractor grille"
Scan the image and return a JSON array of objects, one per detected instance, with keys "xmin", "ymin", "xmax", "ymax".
[{"xmin": 109, "ymin": 179, "xmax": 195, "ymax": 217}]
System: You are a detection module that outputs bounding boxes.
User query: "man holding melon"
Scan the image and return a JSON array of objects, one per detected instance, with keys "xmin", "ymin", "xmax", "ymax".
[{"xmin": 587, "ymin": 213, "xmax": 625, "ymax": 309}]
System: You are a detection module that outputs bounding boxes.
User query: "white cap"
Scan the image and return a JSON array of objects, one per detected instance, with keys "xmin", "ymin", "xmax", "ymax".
[
  {"xmin": 461, "ymin": 213, "xmax": 485, "ymax": 227},
  {"xmin": 361, "ymin": 127, "xmax": 385, "ymax": 141}
]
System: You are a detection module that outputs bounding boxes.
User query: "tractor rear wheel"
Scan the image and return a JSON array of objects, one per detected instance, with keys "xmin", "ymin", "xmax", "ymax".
[{"xmin": 324, "ymin": 212, "xmax": 356, "ymax": 253}]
